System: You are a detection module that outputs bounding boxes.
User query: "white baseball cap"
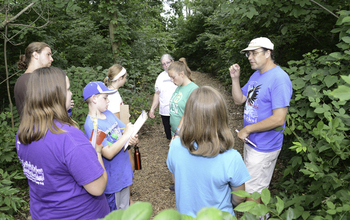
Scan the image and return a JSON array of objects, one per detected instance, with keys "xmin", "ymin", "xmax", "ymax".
[{"xmin": 240, "ymin": 37, "xmax": 274, "ymax": 53}]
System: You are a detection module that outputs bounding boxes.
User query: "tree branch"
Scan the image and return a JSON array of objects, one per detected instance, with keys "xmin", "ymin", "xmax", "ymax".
[
  {"xmin": 0, "ymin": 2, "xmax": 36, "ymax": 29},
  {"xmin": 0, "ymin": 70, "xmax": 22, "ymax": 86},
  {"xmin": 7, "ymin": 7, "xmax": 50, "ymax": 42},
  {"xmin": 309, "ymin": 0, "xmax": 339, "ymax": 19},
  {"xmin": 307, "ymin": 32, "xmax": 321, "ymax": 44},
  {"xmin": 9, "ymin": 23, "xmax": 50, "ymax": 29}
]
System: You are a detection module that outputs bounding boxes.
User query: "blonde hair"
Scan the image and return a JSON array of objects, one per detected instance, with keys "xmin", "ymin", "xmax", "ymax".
[
  {"xmin": 104, "ymin": 64, "xmax": 126, "ymax": 86},
  {"xmin": 17, "ymin": 42, "xmax": 50, "ymax": 70},
  {"xmin": 18, "ymin": 67, "xmax": 78, "ymax": 145},
  {"xmin": 167, "ymin": 57, "xmax": 193, "ymax": 81},
  {"xmin": 181, "ymin": 86, "xmax": 234, "ymax": 157}
]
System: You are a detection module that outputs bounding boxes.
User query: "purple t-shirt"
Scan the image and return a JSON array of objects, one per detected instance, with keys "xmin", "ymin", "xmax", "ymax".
[
  {"xmin": 16, "ymin": 122, "xmax": 109, "ymax": 220},
  {"xmin": 241, "ymin": 66, "xmax": 293, "ymax": 152}
]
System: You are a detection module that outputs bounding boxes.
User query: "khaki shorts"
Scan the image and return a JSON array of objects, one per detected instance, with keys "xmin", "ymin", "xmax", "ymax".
[{"xmin": 243, "ymin": 143, "xmax": 281, "ymax": 194}]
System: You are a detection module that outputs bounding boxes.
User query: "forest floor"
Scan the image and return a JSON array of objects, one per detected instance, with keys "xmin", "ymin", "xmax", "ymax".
[{"xmin": 21, "ymin": 71, "xmax": 284, "ymax": 219}]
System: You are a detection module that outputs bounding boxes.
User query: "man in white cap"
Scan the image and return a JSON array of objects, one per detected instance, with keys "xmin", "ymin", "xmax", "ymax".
[{"xmin": 229, "ymin": 37, "xmax": 293, "ymax": 211}]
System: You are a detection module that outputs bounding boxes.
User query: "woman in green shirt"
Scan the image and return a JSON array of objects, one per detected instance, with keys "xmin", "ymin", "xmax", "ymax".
[{"xmin": 168, "ymin": 58, "xmax": 199, "ymax": 136}]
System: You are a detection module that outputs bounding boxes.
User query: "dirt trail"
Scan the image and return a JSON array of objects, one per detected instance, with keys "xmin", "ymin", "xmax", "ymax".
[{"xmin": 131, "ymin": 71, "xmax": 245, "ymax": 217}]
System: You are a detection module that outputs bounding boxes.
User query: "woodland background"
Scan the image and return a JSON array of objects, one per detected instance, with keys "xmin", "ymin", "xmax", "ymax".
[{"xmin": 0, "ymin": 0, "xmax": 349, "ymax": 219}]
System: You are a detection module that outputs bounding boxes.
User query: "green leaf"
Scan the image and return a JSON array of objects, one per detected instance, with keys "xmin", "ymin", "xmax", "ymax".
[
  {"xmin": 314, "ymin": 107, "xmax": 325, "ymax": 114},
  {"xmin": 231, "ymin": 190, "xmax": 251, "ymax": 198},
  {"xmin": 302, "ymin": 211, "xmax": 310, "ymax": 219},
  {"xmin": 326, "ymin": 209, "xmax": 336, "ymax": 215},
  {"xmin": 305, "ymin": 162, "xmax": 319, "ymax": 172},
  {"xmin": 153, "ymin": 209, "xmax": 181, "ymax": 220},
  {"xmin": 324, "ymin": 75, "xmax": 338, "ymax": 88},
  {"xmin": 273, "ymin": 126, "xmax": 284, "ymax": 131},
  {"xmin": 342, "ymin": 36, "xmax": 350, "ymax": 43},
  {"xmin": 275, "ymin": 196, "xmax": 284, "ymax": 215},
  {"xmin": 341, "ymin": 16, "xmax": 350, "ymax": 23},
  {"xmin": 336, "ymin": 207, "xmax": 343, "ymax": 212},
  {"xmin": 196, "ymin": 207, "xmax": 224, "ymax": 220},
  {"xmin": 285, "ymin": 207, "xmax": 296, "ymax": 220},
  {"xmin": 343, "ymin": 204, "xmax": 350, "ymax": 211},
  {"xmin": 121, "ymin": 202, "xmax": 152, "ymax": 220},
  {"xmin": 326, "ymin": 201, "xmax": 335, "ymax": 209},
  {"xmin": 104, "ymin": 210, "xmax": 125, "ymax": 220},
  {"xmin": 221, "ymin": 211, "xmax": 236, "ymax": 220},
  {"xmin": 281, "ymin": 26, "xmax": 288, "ymax": 35},
  {"xmin": 246, "ymin": 7, "xmax": 258, "ymax": 19},
  {"xmin": 340, "ymin": 75, "xmax": 350, "ymax": 85},
  {"xmin": 181, "ymin": 214, "xmax": 195, "ymax": 220},
  {"xmin": 329, "ymin": 52, "xmax": 342, "ymax": 59},
  {"xmin": 293, "ymin": 206, "xmax": 304, "ymax": 219},
  {"xmin": 292, "ymin": 78, "xmax": 306, "ymax": 90},
  {"xmin": 261, "ymin": 188, "xmax": 271, "ymax": 205},
  {"xmin": 322, "ymin": 103, "xmax": 331, "ymax": 112},
  {"xmin": 252, "ymin": 192, "xmax": 261, "ymax": 200},
  {"xmin": 329, "ymin": 85, "xmax": 350, "ymax": 101},
  {"xmin": 247, "ymin": 204, "xmax": 269, "ymax": 217},
  {"xmin": 234, "ymin": 201, "xmax": 257, "ymax": 212},
  {"xmin": 242, "ymin": 212, "xmax": 258, "ymax": 220}
]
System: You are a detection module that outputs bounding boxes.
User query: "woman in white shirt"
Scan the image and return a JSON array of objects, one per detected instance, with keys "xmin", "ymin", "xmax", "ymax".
[
  {"xmin": 104, "ymin": 64, "xmax": 127, "ymax": 119},
  {"xmin": 149, "ymin": 54, "xmax": 178, "ymax": 140}
]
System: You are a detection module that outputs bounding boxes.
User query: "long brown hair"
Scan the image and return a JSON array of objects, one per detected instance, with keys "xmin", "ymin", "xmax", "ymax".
[
  {"xmin": 167, "ymin": 57, "xmax": 193, "ymax": 81},
  {"xmin": 181, "ymin": 86, "xmax": 234, "ymax": 157},
  {"xmin": 18, "ymin": 67, "xmax": 78, "ymax": 144},
  {"xmin": 17, "ymin": 42, "xmax": 50, "ymax": 70}
]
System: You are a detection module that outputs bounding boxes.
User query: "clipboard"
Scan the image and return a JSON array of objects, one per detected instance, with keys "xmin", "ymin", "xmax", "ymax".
[
  {"xmin": 120, "ymin": 105, "xmax": 130, "ymax": 125},
  {"xmin": 124, "ymin": 110, "xmax": 148, "ymax": 150}
]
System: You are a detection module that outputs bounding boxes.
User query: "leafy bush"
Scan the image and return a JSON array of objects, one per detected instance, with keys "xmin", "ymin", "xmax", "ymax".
[
  {"xmin": 234, "ymin": 188, "xmax": 350, "ymax": 220},
  {"xmin": 275, "ymin": 10, "xmax": 350, "ymax": 219},
  {"xmin": 0, "ymin": 112, "xmax": 26, "ymax": 219},
  {"xmin": 234, "ymin": 189, "xmax": 308, "ymax": 220},
  {"xmin": 122, "ymin": 58, "xmax": 162, "ymax": 122},
  {"xmin": 65, "ymin": 66, "xmax": 102, "ymax": 130}
]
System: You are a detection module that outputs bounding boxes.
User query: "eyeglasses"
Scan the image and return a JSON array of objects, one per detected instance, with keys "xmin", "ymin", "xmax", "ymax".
[
  {"xmin": 245, "ymin": 51, "xmax": 265, "ymax": 58},
  {"xmin": 162, "ymin": 61, "xmax": 171, "ymax": 66}
]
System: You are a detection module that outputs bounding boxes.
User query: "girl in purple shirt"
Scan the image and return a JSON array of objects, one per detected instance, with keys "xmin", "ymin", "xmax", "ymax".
[{"xmin": 16, "ymin": 67, "xmax": 109, "ymax": 220}]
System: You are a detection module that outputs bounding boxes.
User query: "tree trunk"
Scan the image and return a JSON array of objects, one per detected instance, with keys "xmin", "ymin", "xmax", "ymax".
[
  {"xmin": 3, "ymin": 9, "xmax": 15, "ymax": 128},
  {"xmin": 109, "ymin": 12, "xmax": 119, "ymax": 64}
]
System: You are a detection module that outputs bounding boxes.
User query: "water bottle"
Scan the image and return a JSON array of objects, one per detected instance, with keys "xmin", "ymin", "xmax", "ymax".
[{"xmin": 134, "ymin": 146, "xmax": 142, "ymax": 170}]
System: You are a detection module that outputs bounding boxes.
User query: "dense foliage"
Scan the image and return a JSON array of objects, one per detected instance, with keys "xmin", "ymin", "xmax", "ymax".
[
  {"xmin": 0, "ymin": 112, "xmax": 26, "ymax": 219},
  {"xmin": 276, "ymin": 11, "xmax": 350, "ymax": 219},
  {"xmin": 171, "ymin": 0, "xmax": 348, "ymax": 85},
  {"xmin": 0, "ymin": 0, "xmax": 349, "ymax": 219}
]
